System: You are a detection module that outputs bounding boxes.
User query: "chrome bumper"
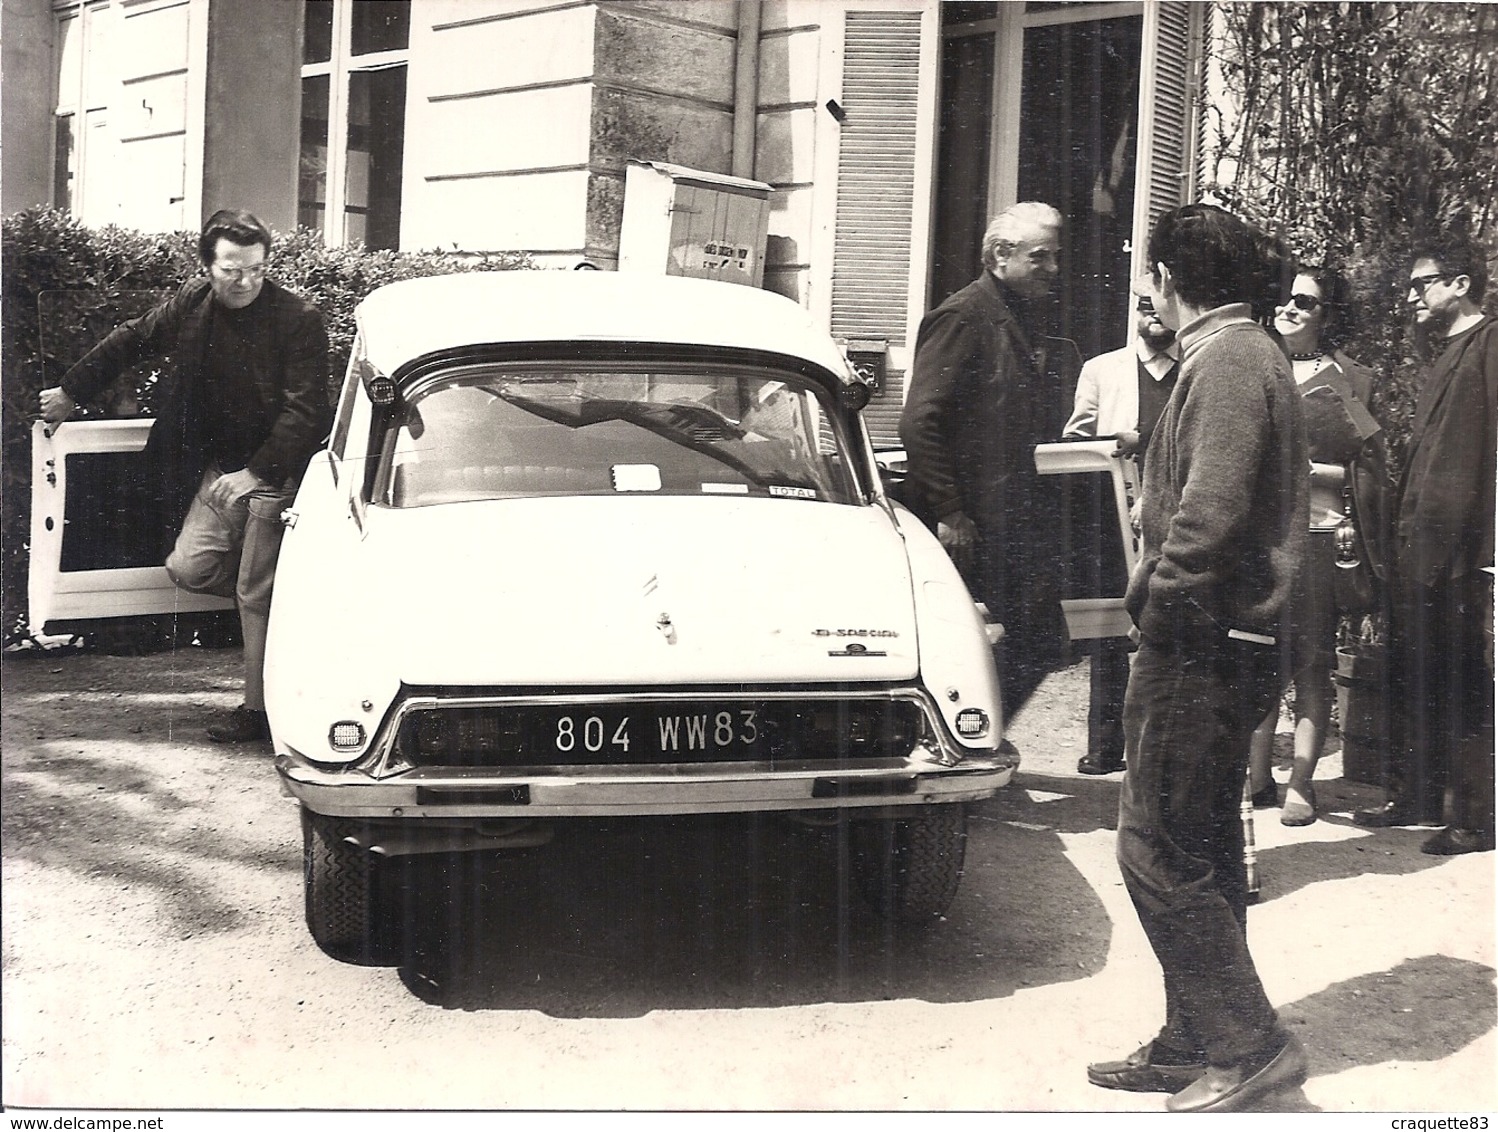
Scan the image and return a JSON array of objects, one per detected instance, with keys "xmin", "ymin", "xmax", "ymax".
[{"xmin": 276, "ymin": 744, "xmax": 1017, "ymax": 820}]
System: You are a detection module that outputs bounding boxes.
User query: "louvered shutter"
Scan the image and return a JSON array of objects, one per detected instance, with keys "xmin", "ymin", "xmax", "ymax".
[
  {"xmin": 830, "ymin": 10, "xmax": 924, "ymax": 446},
  {"xmin": 1130, "ymin": 1, "xmax": 1209, "ymax": 281}
]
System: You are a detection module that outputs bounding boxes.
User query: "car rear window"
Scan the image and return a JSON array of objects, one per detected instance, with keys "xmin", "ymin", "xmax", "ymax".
[{"xmin": 374, "ymin": 362, "xmax": 863, "ymax": 507}]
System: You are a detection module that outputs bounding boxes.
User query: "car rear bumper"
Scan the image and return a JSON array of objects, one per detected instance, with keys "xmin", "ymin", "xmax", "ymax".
[{"xmin": 275, "ymin": 744, "xmax": 1016, "ymax": 821}]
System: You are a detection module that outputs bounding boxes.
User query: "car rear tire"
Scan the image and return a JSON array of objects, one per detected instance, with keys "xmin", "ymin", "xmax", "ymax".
[
  {"xmin": 851, "ymin": 803, "xmax": 967, "ymax": 923},
  {"xmin": 302, "ymin": 808, "xmax": 402, "ymax": 965}
]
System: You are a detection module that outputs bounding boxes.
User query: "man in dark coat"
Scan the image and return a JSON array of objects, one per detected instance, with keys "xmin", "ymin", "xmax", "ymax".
[
  {"xmin": 1354, "ymin": 231, "xmax": 1496, "ymax": 853},
  {"xmin": 40, "ymin": 209, "xmax": 330, "ymax": 744},
  {"xmin": 899, "ymin": 201, "xmax": 1077, "ymax": 720}
]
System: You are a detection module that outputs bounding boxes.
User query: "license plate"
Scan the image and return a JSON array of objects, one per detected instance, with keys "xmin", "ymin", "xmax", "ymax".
[{"xmin": 537, "ymin": 704, "xmax": 765, "ymax": 759}]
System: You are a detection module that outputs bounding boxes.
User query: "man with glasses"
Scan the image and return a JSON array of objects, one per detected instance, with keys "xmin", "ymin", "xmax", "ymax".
[
  {"xmin": 1354, "ymin": 232, "xmax": 1496, "ymax": 854},
  {"xmin": 1063, "ymin": 294, "xmax": 1180, "ymax": 774},
  {"xmin": 900, "ymin": 201, "xmax": 1079, "ymax": 719},
  {"xmin": 40, "ymin": 209, "xmax": 330, "ymax": 744}
]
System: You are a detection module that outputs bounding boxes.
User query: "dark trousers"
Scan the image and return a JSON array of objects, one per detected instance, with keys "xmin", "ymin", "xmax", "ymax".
[
  {"xmin": 1387, "ymin": 571, "xmax": 1495, "ymax": 830},
  {"xmin": 1088, "ymin": 637, "xmax": 1131, "ymax": 760},
  {"xmin": 1117, "ymin": 634, "xmax": 1285, "ymax": 1065},
  {"xmin": 967, "ymin": 534, "xmax": 1067, "ymax": 721}
]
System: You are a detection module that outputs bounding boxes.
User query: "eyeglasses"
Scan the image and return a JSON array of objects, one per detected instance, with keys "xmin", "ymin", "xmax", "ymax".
[
  {"xmin": 1285, "ymin": 293, "xmax": 1323, "ymax": 313},
  {"xmin": 211, "ymin": 262, "xmax": 268, "ymax": 283},
  {"xmin": 1407, "ymin": 273, "xmax": 1451, "ymax": 297},
  {"xmin": 1136, "ymin": 298, "xmax": 1156, "ymax": 314}
]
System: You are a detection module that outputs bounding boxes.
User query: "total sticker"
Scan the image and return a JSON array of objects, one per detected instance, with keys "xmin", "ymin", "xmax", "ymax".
[{"xmin": 768, "ymin": 485, "xmax": 818, "ymax": 499}]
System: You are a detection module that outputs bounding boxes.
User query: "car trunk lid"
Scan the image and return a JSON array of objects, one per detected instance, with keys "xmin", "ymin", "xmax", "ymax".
[{"xmin": 365, "ymin": 496, "xmax": 918, "ymax": 686}]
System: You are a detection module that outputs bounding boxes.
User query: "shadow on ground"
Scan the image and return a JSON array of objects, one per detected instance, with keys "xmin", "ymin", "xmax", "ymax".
[
  {"xmin": 1255, "ymin": 820, "xmax": 1468, "ymax": 904},
  {"xmin": 1234, "ymin": 955, "xmax": 1497, "ymax": 1112},
  {"xmin": 388, "ymin": 798, "xmax": 1114, "ymax": 1015},
  {"xmin": 2, "ymin": 650, "xmax": 297, "ymax": 939}
]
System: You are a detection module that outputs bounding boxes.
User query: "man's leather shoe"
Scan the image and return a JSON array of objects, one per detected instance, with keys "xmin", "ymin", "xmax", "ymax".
[
  {"xmin": 1421, "ymin": 827, "xmax": 1495, "ymax": 856},
  {"xmin": 1086, "ymin": 1041, "xmax": 1207, "ymax": 1093},
  {"xmin": 1352, "ymin": 800, "xmax": 1441, "ymax": 828},
  {"xmin": 1250, "ymin": 782, "xmax": 1279, "ymax": 808},
  {"xmin": 1077, "ymin": 753, "xmax": 1125, "ymax": 775},
  {"xmin": 1165, "ymin": 1035, "xmax": 1307, "ymax": 1113},
  {"xmin": 207, "ymin": 704, "xmax": 271, "ymax": 744}
]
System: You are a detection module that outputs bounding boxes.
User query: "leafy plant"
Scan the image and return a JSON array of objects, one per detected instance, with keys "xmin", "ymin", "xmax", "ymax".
[{"xmin": 1204, "ymin": 1, "xmax": 1498, "ymax": 469}]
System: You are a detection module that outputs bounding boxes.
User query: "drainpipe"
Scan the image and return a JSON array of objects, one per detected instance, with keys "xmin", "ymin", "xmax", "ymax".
[{"xmin": 732, "ymin": 0, "xmax": 762, "ymax": 178}]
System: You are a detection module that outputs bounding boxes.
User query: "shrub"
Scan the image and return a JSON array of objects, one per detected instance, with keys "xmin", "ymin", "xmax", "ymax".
[
  {"xmin": 1203, "ymin": 2, "xmax": 1498, "ymax": 473},
  {"xmin": 1, "ymin": 208, "xmax": 532, "ymax": 645}
]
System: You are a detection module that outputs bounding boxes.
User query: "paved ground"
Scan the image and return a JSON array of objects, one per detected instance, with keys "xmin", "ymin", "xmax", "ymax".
[{"xmin": 2, "ymin": 645, "xmax": 1494, "ymax": 1119}]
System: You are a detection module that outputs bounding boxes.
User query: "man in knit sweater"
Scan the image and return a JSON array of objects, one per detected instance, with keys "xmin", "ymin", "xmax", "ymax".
[{"xmin": 1086, "ymin": 205, "xmax": 1309, "ymax": 1112}]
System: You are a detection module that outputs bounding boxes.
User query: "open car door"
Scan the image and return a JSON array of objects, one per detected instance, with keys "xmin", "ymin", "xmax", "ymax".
[
  {"xmin": 1034, "ymin": 438, "xmax": 1141, "ymax": 641},
  {"xmin": 29, "ymin": 419, "xmax": 235, "ymax": 635}
]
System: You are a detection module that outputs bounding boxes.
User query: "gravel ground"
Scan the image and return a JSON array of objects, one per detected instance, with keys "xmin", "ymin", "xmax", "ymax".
[{"xmin": 2, "ymin": 643, "xmax": 1493, "ymax": 1119}]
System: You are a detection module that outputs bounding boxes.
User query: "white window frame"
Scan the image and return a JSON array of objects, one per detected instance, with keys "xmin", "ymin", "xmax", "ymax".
[
  {"xmin": 51, "ymin": 1, "xmax": 115, "ymax": 218},
  {"xmin": 299, "ymin": 0, "xmax": 411, "ymax": 247}
]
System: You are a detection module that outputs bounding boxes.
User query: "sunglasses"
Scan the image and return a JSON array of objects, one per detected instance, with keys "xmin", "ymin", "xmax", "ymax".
[
  {"xmin": 1407, "ymin": 273, "xmax": 1451, "ymax": 297},
  {"xmin": 1282, "ymin": 293, "xmax": 1323, "ymax": 313},
  {"xmin": 1136, "ymin": 298, "xmax": 1156, "ymax": 314}
]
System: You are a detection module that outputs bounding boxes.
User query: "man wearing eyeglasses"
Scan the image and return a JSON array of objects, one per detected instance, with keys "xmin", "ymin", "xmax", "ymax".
[
  {"xmin": 1354, "ymin": 232, "xmax": 1496, "ymax": 855},
  {"xmin": 39, "ymin": 209, "xmax": 330, "ymax": 745},
  {"xmin": 1063, "ymin": 295, "xmax": 1180, "ymax": 774},
  {"xmin": 900, "ymin": 201, "xmax": 1079, "ymax": 719}
]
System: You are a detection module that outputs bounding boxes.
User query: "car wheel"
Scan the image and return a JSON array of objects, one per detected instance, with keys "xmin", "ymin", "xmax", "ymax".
[
  {"xmin": 302, "ymin": 808, "xmax": 402, "ymax": 965},
  {"xmin": 851, "ymin": 803, "xmax": 967, "ymax": 923}
]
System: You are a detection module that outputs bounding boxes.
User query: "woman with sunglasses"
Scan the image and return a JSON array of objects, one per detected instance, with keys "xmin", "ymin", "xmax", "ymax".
[{"xmin": 1248, "ymin": 265, "xmax": 1384, "ymax": 825}]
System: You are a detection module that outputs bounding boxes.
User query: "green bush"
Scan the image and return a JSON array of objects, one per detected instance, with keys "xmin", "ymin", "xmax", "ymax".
[{"xmin": 2, "ymin": 208, "xmax": 532, "ymax": 645}]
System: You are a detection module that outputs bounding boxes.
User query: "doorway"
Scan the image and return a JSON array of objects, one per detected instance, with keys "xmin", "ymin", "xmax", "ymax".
[{"xmin": 932, "ymin": 4, "xmax": 1144, "ymax": 363}]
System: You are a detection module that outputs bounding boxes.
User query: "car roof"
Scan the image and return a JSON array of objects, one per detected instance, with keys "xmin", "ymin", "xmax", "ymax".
[{"xmin": 355, "ymin": 270, "xmax": 855, "ymax": 381}]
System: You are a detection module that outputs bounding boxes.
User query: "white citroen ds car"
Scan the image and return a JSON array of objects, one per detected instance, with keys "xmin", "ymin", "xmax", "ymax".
[{"xmin": 264, "ymin": 270, "xmax": 1015, "ymax": 964}]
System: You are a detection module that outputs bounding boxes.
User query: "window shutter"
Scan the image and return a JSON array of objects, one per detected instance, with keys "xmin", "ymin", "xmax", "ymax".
[
  {"xmin": 1130, "ymin": 1, "xmax": 1209, "ymax": 281},
  {"xmin": 830, "ymin": 9, "xmax": 923, "ymax": 446}
]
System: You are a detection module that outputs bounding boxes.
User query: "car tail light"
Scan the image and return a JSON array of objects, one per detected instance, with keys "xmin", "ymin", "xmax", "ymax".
[
  {"xmin": 329, "ymin": 721, "xmax": 366, "ymax": 750},
  {"xmin": 367, "ymin": 374, "xmax": 397, "ymax": 405},
  {"xmin": 955, "ymin": 708, "xmax": 990, "ymax": 739}
]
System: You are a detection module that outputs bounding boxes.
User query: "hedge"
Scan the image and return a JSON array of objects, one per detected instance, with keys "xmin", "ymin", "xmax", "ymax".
[{"xmin": 2, "ymin": 208, "xmax": 531, "ymax": 646}]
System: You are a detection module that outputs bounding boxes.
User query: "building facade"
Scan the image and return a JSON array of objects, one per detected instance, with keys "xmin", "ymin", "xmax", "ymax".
[{"xmin": 3, "ymin": 0, "xmax": 1209, "ymax": 443}]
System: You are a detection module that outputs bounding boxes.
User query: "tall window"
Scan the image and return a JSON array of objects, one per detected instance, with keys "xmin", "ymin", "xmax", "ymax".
[
  {"xmin": 52, "ymin": 5, "xmax": 113, "ymax": 218},
  {"xmin": 933, "ymin": 4, "xmax": 1145, "ymax": 361},
  {"xmin": 299, "ymin": 0, "xmax": 410, "ymax": 249}
]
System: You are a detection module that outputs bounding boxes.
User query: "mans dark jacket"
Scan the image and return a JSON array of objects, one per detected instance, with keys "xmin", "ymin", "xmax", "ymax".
[
  {"xmin": 899, "ymin": 271, "xmax": 1078, "ymax": 547},
  {"xmin": 60, "ymin": 277, "xmax": 330, "ymax": 551},
  {"xmin": 1395, "ymin": 315, "xmax": 1497, "ymax": 588}
]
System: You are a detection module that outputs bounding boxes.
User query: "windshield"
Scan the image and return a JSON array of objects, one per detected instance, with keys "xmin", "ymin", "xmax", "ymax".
[{"xmin": 375, "ymin": 362, "xmax": 863, "ymax": 507}]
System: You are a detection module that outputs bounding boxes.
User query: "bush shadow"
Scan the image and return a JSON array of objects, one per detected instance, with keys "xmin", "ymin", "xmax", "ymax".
[{"xmin": 2, "ymin": 656, "xmax": 298, "ymax": 939}]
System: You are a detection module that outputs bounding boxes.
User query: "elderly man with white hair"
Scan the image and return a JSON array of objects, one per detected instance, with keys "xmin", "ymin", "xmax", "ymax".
[{"xmin": 900, "ymin": 201, "xmax": 1078, "ymax": 719}]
